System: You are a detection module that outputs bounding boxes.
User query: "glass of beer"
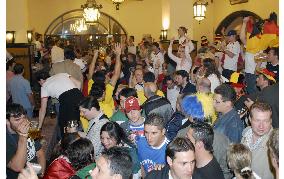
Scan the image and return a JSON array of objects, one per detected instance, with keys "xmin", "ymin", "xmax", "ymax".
[{"xmin": 28, "ymin": 120, "xmax": 41, "ymax": 140}]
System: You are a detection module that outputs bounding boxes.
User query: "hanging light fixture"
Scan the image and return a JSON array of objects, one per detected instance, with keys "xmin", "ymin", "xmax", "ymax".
[
  {"xmin": 112, "ymin": 0, "xmax": 124, "ymax": 10},
  {"xmin": 81, "ymin": 0, "xmax": 102, "ymax": 24},
  {"xmin": 193, "ymin": 0, "xmax": 208, "ymax": 23},
  {"xmin": 70, "ymin": 19, "xmax": 88, "ymax": 33}
]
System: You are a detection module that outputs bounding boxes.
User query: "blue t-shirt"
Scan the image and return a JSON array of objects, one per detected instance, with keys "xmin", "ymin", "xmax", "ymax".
[{"xmin": 137, "ymin": 136, "xmax": 169, "ymax": 173}]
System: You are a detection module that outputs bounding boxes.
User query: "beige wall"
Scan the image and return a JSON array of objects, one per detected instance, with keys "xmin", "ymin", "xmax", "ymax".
[
  {"xmin": 6, "ymin": 0, "xmax": 278, "ymax": 45},
  {"xmin": 7, "ymin": 0, "xmax": 29, "ymax": 43}
]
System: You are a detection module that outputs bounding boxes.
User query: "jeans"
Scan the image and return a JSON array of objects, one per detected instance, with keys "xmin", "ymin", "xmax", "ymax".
[{"xmin": 245, "ymin": 73, "xmax": 257, "ymax": 94}]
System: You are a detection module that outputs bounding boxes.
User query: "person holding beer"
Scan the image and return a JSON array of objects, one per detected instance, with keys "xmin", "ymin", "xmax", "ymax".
[{"xmin": 6, "ymin": 103, "xmax": 46, "ymax": 178}]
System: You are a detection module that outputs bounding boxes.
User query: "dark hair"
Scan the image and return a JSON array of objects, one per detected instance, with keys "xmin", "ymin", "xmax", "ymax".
[
  {"xmin": 203, "ymin": 58, "xmax": 221, "ymax": 80},
  {"xmin": 152, "ymin": 42, "xmax": 160, "ymax": 49},
  {"xmin": 249, "ymin": 101, "xmax": 272, "ymax": 119},
  {"xmin": 6, "ymin": 59, "xmax": 15, "ymax": 70},
  {"xmin": 100, "ymin": 122, "xmax": 132, "ymax": 146},
  {"xmin": 175, "ymin": 70, "xmax": 189, "ymax": 81},
  {"xmin": 164, "ymin": 75, "xmax": 173, "ymax": 82},
  {"xmin": 190, "ymin": 121, "xmax": 214, "ymax": 152},
  {"xmin": 214, "ymin": 84, "xmax": 236, "ymax": 103},
  {"xmin": 64, "ymin": 47, "xmax": 76, "ymax": 60},
  {"xmin": 49, "ymin": 132, "xmax": 80, "ymax": 163},
  {"xmin": 92, "ymin": 70, "xmax": 107, "ymax": 84},
  {"xmin": 118, "ymin": 88, "xmax": 138, "ymax": 99},
  {"xmin": 79, "ymin": 96, "xmax": 100, "ymax": 111},
  {"xmin": 36, "ymin": 71, "xmax": 50, "ymax": 81},
  {"xmin": 143, "ymin": 72, "xmax": 156, "ymax": 82},
  {"xmin": 89, "ymin": 82, "xmax": 106, "ymax": 99},
  {"xmin": 166, "ymin": 137, "xmax": 195, "ymax": 160},
  {"xmin": 13, "ymin": 63, "xmax": 24, "ymax": 75},
  {"xmin": 65, "ymin": 138, "xmax": 94, "ymax": 170},
  {"xmin": 101, "ymin": 147, "xmax": 133, "ymax": 179},
  {"xmin": 6, "ymin": 103, "xmax": 26, "ymax": 120},
  {"xmin": 130, "ymin": 35, "xmax": 134, "ymax": 41},
  {"xmin": 144, "ymin": 113, "xmax": 165, "ymax": 130},
  {"xmin": 127, "ymin": 53, "xmax": 136, "ymax": 61}
]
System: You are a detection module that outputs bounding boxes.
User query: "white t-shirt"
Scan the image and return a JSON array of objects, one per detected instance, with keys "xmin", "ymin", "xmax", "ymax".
[
  {"xmin": 51, "ymin": 46, "xmax": 64, "ymax": 64},
  {"xmin": 128, "ymin": 45, "xmax": 137, "ymax": 55},
  {"xmin": 41, "ymin": 73, "xmax": 76, "ymax": 99},
  {"xmin": 223, "ymin": 41, "xmax": 240, "ymax": 71},
  {"xmin": 167, "ymin": 85, "xmax": 180, "ymax": 112},
  {"xmin": 207, "ymin": 74, "xmax": 221, "ymax": 93},
  {"xmin": 168, "ymin": 43, "xmax": 192, "ymax": 72},
  {"xmin": 244, "ymin": 52, "xmax": 257, "ymax": 74},
  {"xmin": 150, "ymin": 51, "xmax": 164, "ymax": 75}
]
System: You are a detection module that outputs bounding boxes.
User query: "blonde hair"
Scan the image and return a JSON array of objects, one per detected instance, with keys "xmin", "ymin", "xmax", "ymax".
[{"xmin": 227, "ymin": 144, "xmax": 255, "ymax": 179}]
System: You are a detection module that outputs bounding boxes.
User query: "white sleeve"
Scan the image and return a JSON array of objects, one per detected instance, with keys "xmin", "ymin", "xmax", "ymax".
[
  {"xmin": 167, "ymin": 45, "xmax": 180, "ymax": 64},
  {"xmin": 41, "ymin": 86, "xmax": 49, "ymax": 98}
]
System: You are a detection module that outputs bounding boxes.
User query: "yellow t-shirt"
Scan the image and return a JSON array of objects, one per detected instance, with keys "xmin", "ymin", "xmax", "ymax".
[
  {"xmin": 137, "ymin": 89, "xmax": 165, "ymax": 105},
  {"xmin": 81, "ymin": 80, "xmax": 115, "ymax": 131}
]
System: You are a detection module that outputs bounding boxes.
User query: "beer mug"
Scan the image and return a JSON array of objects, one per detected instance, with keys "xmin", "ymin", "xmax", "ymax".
[{"xmin": 28, "ymin": 120, "xmax": 41, "ymax": 140}]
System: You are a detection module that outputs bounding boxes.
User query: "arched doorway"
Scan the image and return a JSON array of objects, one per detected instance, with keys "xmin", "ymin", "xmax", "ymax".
[
  {"xmin": 215, "ymin": 10, "xmax": 262, "ymax": 35},
  {"xmin": 44, "ymin": 9, "xmax": 127, "ymax": 50}
]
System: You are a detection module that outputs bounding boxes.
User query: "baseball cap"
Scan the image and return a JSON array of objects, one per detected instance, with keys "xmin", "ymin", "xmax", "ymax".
[
  {"xmin": 124, "ymin": 96, "xmax": 141, "ymax": 113},
  {"xmin": 227, "ymin": 30, "xmax": 237, "ymax": 36}
]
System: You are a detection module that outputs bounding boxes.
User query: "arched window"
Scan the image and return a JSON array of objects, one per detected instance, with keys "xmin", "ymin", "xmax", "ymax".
[{"xmin": 44, "ymin": 9, "xmax": 127, "ymax": 50}]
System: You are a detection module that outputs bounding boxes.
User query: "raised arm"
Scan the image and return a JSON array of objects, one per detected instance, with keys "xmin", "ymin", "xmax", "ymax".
[
  {"xmin": 167, "ymin": 39, "xmax": 180, "ymax": 63},
  {"xmin": 87, "ymin": 50, "xmax": 99, "ymax": 80},
  {"xmin": 240, "ymin": 17, "xmax": 249, "ymax": 46},
  {"xmin": 109, "ymin": 43, "xmax": 122, "ymax": 87}
]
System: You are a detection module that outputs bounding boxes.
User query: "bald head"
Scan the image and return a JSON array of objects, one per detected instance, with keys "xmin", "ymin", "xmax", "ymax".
[
  {"xmin": 144, "ymin": 82, "xmax": 157, "ymax": 98},
  {"xmin": 197, "ymin": 77, "xmax": 211, "ymax": 93}
]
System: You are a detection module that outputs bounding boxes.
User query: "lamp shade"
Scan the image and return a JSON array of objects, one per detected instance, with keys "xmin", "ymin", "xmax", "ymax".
[
  {"xmin": 27, "ymin": 30, "xmax": 33, "ymax": 43},
  {"xmin": 6, "ymin": 31, "xmax": 15, "ymax": 43}
]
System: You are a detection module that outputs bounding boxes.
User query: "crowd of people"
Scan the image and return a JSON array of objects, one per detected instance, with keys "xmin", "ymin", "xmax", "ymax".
[{"xmin": 6, "ymin": 14, "xmax": 279, "ymax": 179}]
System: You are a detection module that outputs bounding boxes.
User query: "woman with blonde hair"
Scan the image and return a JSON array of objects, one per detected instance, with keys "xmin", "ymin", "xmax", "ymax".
[{"xmin": 227, "ymin": 144, "xmax": 261, "ymax": 179}]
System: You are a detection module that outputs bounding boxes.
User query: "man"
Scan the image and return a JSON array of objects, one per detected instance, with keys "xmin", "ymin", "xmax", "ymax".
[
  {"xmin": 7, "ymin": 103, "xmax": 46, "ymax": 178},
  {"xmin": 150, "ymin": 42, "xmax": 165, "ymax": 76},
  {"xmin": 120, "ymin": 96, "xmax": 145, "ymax": 144},
  {"xmin": 50, "ymin": 38, "xmax": 64, "ymax": 64},
  {"xmin": 267, "ymin": 128, "xmax": 279, "ymax": 179},
  {"xmin": 37, "ymin": 71, "xmax": 83, "ymax": 136},
  {"xmin": 137, "ymin": 114, "xmax": 170, "ymax": 177},
  {"xmin": 266, "ymin": 47, "xmax": 279, "ymax": 82},
  {"xmin": 241, "ymin": 102, "xmax": 274, "ymax": 179},
  {"xmin": 111, "ymin": 87, "xmax": 138, "ymax": 125},
  {"xmin": 165, "ymin": 75, "xmax": 180, "ymax": 111},
  {"xmin": 91, "ymin": 147, "xmax": 133, "ymax": 179},
  {"xmin": 127, "ymin": 35, "xmax": 137, "ymax": 55},
  {"xmin": 255, "ymin": 68, "xmax": 276, "ymax": 91},
  {"xmin": 79, "ymin": 96, "xmax": 108, "ymax": 158},
  {"xmin": 6, "ymin": 58, "xmax": 15, "ymax": 103},
  {"xmin": 196, "ymin": 77, "xmax": 211, "ymax": 93},
  {"xmin": 49, "ymin": 46, "xmax": 83, "ymax": 86},
  {"xmin": 145, "ymin": 137, "xmax": 196, "ymax": 179},
  {"xmin": 213, "ymin": 84, "xmax": 244, "ymax": 143},
  {"xmin": 7, "ymin": 63, "xmax": 35, "ymax": 119},
  {"xmin": 143, "ymin": 82, "xmax": 174, "ymax": 124},
  {"xmin": 174, "ymin": 70, "xmax": 196, "ymax": 94},
  {"xmin": 187, "ymin": 122, "xmax": 224, "ymax": 179},
  {"xmin": 221, "ymin": 30, "xmax": 240, "ymax": 80}
]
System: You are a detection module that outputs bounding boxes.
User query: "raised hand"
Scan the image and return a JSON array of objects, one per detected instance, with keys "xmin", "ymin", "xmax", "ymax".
[{"xmin": 114, "ymin": 43, "xmax": 122, "ymax": 56}]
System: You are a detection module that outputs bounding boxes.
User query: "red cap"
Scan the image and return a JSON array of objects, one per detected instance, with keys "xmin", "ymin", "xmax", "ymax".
[{"xmin": 124, "ymin": 96, "xmax": 141, "ymax": 113}]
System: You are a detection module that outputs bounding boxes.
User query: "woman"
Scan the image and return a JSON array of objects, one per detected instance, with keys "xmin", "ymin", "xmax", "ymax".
[
  {"xmin": 100, "ymin": 122, "xmax": 140, "ymax": 178},
  {"xmin": 168, "ymin": 38, "xmax": 194, "ymax": 72},
  {"xmin": 43, "ymin": 133, "xmax": 80, "ymax": 179},
  {"xmin": 227, "ymin": 144, "xmax": 261, "ymax": 179},
  {"xmin": 202, "ymin": 58, "xmax": 223, "ymax": 93}
]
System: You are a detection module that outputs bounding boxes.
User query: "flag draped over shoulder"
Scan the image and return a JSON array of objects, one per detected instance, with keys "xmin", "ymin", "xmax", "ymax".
[{"xmin": 245, "ymin": 12, "xmax": 279, "ymax": 54}]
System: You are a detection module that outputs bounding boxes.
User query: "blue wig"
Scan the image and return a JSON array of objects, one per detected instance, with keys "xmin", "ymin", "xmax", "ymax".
[{"xmin": 181, "ymin": 95, "xmax": 204, "ymax": 122}]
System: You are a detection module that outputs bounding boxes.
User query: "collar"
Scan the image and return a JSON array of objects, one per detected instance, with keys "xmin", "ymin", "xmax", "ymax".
[{"xmin": 151, "ymin": 137, "xmax": 168, "ymax": 150}]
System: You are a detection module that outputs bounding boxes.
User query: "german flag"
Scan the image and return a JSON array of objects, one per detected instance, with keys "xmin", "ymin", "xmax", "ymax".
[{"xmin": 246, "ymin": 13, "xmax": 279, "ymax": 54}]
